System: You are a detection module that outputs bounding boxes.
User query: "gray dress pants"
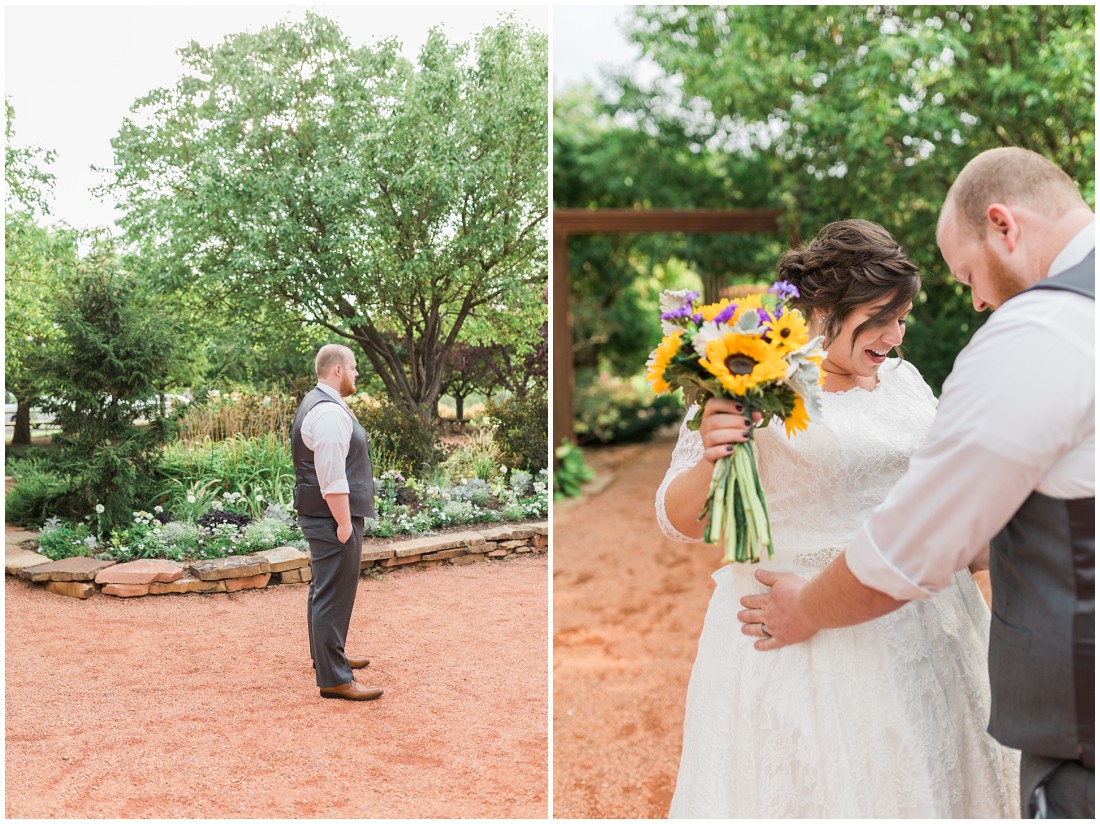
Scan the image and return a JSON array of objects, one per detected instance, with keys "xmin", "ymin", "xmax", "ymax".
[
  {"xmin": 299, "ymin": 515, "xmax": 364, "ymax": 688},
  {"xmin": 1022, "ymin": 751, "xmax": 1094, "ymax": 819}
]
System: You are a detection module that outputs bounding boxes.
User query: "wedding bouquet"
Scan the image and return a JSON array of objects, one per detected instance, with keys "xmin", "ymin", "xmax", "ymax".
[{"xmin": 646, "ymin": 281, "xmax": 825, "ymax": 563}]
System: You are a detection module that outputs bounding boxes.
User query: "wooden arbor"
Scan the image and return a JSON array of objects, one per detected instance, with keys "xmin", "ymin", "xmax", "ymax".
[{"xmin": 552, "ymin": 208, "xmax": 790, "ymax": 448}]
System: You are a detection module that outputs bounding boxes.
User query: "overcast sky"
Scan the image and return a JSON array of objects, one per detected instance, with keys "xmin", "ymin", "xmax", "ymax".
[
  {"xmin": 552, "ymin": 4, "xmax": 656, "ymax": 93},
  {"xmin": 4, "ymin": 3, "xmax": 549, "ymax": 232}
]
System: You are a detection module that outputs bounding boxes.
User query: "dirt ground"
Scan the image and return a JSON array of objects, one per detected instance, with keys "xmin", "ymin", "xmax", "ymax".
[
  {"xmin": 553, "ymin": 433, "xmax": 722, "ymax": 819},
  {"xmin": 5, "ymin": 554, "xmax": 548, "ymax": 819}
]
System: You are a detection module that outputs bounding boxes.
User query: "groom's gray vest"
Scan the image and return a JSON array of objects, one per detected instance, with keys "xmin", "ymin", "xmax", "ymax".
[
  {"xmin": 291, "ymin": 388, "xmax": 376, "ymax": 519},
  {"xmin": 988, "ymin": 249, "xmax": 1094, "ymax": 769}
]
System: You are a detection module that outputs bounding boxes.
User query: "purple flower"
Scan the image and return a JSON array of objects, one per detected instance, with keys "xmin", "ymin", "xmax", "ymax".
[
  {"xmin": 660, "ymin": 304, "xmax": 697, "ymax": 322},
  {"xmin": 769, "ymin": 280, "xmax": 800, "ymax": 301},
  {"xmin": 713, "ymin": 303, "xmax": 738, "ymax": 325},
  {"xmin": 757, "ymin": 307, "xmax": 773, "ymax": 325}
]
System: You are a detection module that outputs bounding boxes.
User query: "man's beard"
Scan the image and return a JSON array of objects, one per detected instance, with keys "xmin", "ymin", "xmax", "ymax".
[
  {"xmin": 340, "ymin": 373, "xmax": 356, "ymax": 396},
  {"xmin": 982, "ymin": 244, "xmax": 1030, "ymax": 309}
]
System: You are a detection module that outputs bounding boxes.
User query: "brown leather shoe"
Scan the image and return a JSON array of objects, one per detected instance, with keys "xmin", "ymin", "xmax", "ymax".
[
  {"xmin": 346, "ymin": 655, "xmax": 370, "ymax": 669},
  {"xmin": 319, "ymin": 680, "xmax": 384, "ymax": 701}
]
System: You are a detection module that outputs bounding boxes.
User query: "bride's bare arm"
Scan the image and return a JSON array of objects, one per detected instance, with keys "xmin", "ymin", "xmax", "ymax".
[{"xmin": 663, "ymin": 398, "xmax": 755, "ymax": 538}]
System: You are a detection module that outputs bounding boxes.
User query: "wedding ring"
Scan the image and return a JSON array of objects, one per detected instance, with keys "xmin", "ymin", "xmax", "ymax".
[{"xmin": 760, "ymin": 623, "xmax": 771, "ymax": 638}]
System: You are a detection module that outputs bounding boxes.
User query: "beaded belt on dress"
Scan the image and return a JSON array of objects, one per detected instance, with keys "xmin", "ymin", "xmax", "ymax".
[{"xmin": 793, "ymin": 546, "xmax": 844, "ymax": 568}]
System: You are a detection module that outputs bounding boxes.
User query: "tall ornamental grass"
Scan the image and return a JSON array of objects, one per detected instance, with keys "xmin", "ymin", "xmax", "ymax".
[
  {"xmin": 156, "ymin": 433, "xmax": 295, "ymax": 518},
  {"xmin": 177, "ymin": 388, "xmax": 297, "ymax": 443}
]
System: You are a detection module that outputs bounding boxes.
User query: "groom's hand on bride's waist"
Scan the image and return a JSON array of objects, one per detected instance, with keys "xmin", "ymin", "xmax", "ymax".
[{"xmin": 738, "ymin": 570, "xmax": 818, "ymax": 651}]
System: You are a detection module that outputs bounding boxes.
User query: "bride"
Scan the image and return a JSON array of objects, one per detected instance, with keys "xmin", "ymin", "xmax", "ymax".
[{"xmin": 656, "ymin": 219, "xmax": 1019, "ymax": 817}]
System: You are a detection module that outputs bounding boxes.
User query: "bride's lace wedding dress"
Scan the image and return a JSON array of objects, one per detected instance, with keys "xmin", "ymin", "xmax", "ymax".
[{"xmin": 657, "ymin": 359, "xmax": 1019, "ymax": 818}]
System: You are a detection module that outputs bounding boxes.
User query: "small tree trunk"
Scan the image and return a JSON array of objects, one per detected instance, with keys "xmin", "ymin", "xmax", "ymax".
[
  {"xmin": 11, "ymin": 398, "xmax": 32, "ymax": 447},
  {"xmin": 455, "ymin": 394, "xmax": 466, "ymax": 421}
]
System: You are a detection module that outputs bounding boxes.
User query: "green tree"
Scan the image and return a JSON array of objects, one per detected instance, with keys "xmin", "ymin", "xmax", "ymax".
[
  {"xmin": 103, "ymin": 13, "xmax": 548, "ymax": 423},
  {"xmin": 4, "ymin": 100, "xmax": 79, "ymax": 446},
  {"xmin": 38, "ymin": 237, "xmax": 181, "ymax": 528},
  {"xmin": 620, "ymin": 4, "xmax": 1094, "ymax": 391},
  {"xmin": 554, "ymin": 86, "xmax": 787, "ymax": 378}
]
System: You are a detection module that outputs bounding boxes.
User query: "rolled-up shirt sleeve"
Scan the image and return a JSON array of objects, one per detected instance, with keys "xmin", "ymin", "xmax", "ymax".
[
  {"xmin": 846, "ymin": 290, "xmax": 1095, "ymax": 601},
  {"xmin": 301, "ymin": 402, "xmax": 354, "ymax": 498}
]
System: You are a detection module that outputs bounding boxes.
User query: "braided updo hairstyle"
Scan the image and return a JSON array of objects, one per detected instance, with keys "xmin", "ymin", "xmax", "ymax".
[{"xmin": 776, "ymin": 219, "xmax": 921, "ymax": 351}]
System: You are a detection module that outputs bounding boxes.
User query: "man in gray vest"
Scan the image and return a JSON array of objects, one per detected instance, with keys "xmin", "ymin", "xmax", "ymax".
[
  {"xmin": 738, "ymin": 148, "xmax": 1094, "ymax": 817},
  {"xmin": 292, "ymin": 344, "xmax": 383, "ymax": 701}
]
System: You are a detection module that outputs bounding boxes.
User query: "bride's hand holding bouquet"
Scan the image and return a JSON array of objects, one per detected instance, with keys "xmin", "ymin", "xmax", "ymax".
[{"xmin": 646, "ymin": 282, "xmax": 826, "ymax": 563}]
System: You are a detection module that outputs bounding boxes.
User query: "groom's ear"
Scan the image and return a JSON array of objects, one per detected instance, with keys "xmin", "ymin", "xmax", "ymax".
[{"xmin": 985, "ymin": 203, "xmax": 1021, "ymax": 253}]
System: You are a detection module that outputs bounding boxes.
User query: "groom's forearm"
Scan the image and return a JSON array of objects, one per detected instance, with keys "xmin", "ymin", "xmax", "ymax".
[{"xmin": 798, "ymin": 552, "xmax": 909, "ymax": 629}]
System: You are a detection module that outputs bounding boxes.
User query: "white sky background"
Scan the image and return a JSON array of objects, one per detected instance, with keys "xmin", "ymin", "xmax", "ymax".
[
  {"xmin": 4, "ymin": 3, "xmax": 549, "ymax": 233},
  {"xmin": 552, "ymin": 4, "xmax": 660, "ymax": 94}
]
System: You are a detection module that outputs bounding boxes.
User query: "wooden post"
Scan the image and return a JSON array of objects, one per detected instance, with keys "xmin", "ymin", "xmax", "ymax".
[
  {"xmin": 552, "ymin": 209, "xmax": 786, "ymax": 447},
  {"xmin": 552, "ymin": 229, "xmax": 574, "ymax": 450}
]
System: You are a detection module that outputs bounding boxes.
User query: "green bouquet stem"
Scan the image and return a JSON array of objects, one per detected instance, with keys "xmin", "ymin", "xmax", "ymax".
[{"xmin": 699, "ymin": 439, "xmax": 775, "ymax": 563}]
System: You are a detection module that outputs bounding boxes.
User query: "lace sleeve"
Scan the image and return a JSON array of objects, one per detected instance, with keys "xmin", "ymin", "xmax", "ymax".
[{"xmin": 655, "ymin": 404, "xmax": 705, "ymax": 542}]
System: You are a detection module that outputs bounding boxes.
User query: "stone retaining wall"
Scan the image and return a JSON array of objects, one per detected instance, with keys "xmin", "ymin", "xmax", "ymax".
[{"xmin": 4, "ymin": 522, "xmax": 548, "ymax": 600}]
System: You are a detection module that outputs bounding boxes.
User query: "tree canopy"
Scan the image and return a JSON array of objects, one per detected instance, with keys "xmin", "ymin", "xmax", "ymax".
[
  {"xmin": 104, "ymin": 13, "xmax": 548, "ymax": 419},
  {"xmin": 558, "ymin": 5, "xmax": 1094, "ymax": 392},
  {"xmin": 5, "ymin": 100, "xmax": 81, "ymax": 445}
]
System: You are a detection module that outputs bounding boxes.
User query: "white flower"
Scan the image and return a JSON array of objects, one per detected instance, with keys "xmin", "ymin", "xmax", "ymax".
[
  {"xmin": 690, "ymin": 320, "xmax": 726, "ymax": 358},
  {"xmin": 784, "ymin": 335, "xmax": 827, "ymax": 423},
  {"xmin": 187, "ymin": 495, "xmax": 197, "ymax": 504},
  {"xmin": 95, "ymin": 504, "xmax": 105, "ymax": 514},
  {"xmin": 731, "ymin": 309, "xmax": 764, "ymax": 335},
  {"xmin": 255, "ymin": 494, "xmax": 264, "ymax": 501},
  {"xmin": 154, "ymin": 505, "xmax": 163, "ymax": 513}
]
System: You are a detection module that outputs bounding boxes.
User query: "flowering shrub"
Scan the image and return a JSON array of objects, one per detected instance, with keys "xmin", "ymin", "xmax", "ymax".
[
  {"xmin": 107, "ymin": 510, "xmax": 178, "ymax": 562},
  {"xmin": 36, "ymin": 520, "xmax": 96, "ymax": 561},
  {"xmin": 363, "ymin": 468, "xmax": 549, "ymax": 537},
  {"xmin": 28, "ymin": 460, "xmax": 548, "ymax": 561}
]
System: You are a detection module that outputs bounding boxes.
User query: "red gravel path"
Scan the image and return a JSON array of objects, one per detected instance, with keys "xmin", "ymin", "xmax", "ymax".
[
  {"xmin": 5, "ymin": 555, "xmax": 548, "ymax": 818},
  {"xmin": 553, "ymin": 435, "xmax": 719, "ymax": 818}
]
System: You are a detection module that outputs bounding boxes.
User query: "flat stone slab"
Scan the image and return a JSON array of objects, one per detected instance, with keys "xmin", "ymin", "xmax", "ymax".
[
  {"xmin": 277, "ymin": 567, "xmax": 311, "ymax": 585},
  {"xmin": 225, "ymin": 572, "xmax": 271, "ymax": 592},
  {"xmin": 450, "ymin": 554, "xmax": 479, "ymax": 566},
  {"xmin": 95, "ymin": 559, "xmax": 184, "ymax": 586},
  {"xmin": 46, "ymin": 581, "xmax": 95, "ymax": 599},
  {"xmin": 390, "ymin": 531, "xmax": 487, "ymax": 559},
  {"xmin": 381, "ymin": 555, "xmax": 422, "ymax": 568},
  {"xmin": 361, "ymin": 547, "xmax": 396, "ymax": 563},
  {"xmin": 102, "ymin": 583, "xmax": 150, "ymax": 597},
  {"xmin": 528, "ymin": 522, "xmax": 548, "ymax": 536},
  {"xmin": 7, "ymin": 529, "xmax": 40, "ymax": 545},
  {"xmin": 6, "ymin": 547, "xmax": 51, "ymax": 576},
  {"xmin": 188, "ymin": 555, "xmax": 270, "ymax": 581},
  {"xmin": 149, "ymin": 576, "xmax": 226, "ymax": 595},
  {"xmin": 481, "ymin": 526, "xmax": 536, "ymax": 541},
  {"xmin": 422, "ymin": 548, "xmax": 468, "ymax": 562},
  {"xmin": 20, "ymin": 556, "xmax": 115, "ymax": 583},
  {"xmin": 252, "ymin": 546, "xmax": 309, "ymax": 573}
]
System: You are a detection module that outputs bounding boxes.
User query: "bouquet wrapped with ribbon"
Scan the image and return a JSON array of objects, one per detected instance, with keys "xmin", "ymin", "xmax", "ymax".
[{"xmin": 646, "ymin": 281, "xmax": 825, "ymax": 563}]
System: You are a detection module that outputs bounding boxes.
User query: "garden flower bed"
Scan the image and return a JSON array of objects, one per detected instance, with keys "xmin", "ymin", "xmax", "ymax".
[{"xmin": 6, "ymin": 521, "xmax": 548, "ymax": 599}]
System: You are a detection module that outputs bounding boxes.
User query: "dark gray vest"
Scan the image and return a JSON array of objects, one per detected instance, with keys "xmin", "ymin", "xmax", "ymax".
[
  {"xmin": 988, "ymin": 249, "xmax": 1094, "ymax": 767},
  {"xmin": 291, "ymin": 388, "xmax": 376, "ymax": 519}
]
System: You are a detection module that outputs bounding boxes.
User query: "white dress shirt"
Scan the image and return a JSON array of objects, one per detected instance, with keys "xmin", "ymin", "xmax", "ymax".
[
  {"xmin": 300, "ymin": 383, "xmax": 355, "ymax": 498},
  {"xmin": 847, "ymin": 222, "xmax": 1096, "ymax": 600}
]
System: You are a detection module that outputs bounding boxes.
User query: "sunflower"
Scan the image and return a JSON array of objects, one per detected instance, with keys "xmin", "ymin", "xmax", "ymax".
[
  {"xmin": 697, "ymin": 299, "xmax": 736, "ymax": 323},
  {"xmin": 784, "ymin": 392, "xmax": 811, "ymax": 437},
  {"xmin": 698, "ymin": 332, "xmax": 788, "ymax": 395},
  {"xmin": 767, "ymin": 309, "xmax": 809, "ymax": 353},
  {"xmin": 646, "ymin": 330, "xmax": 684, "ymax": 394},
  {"xmin": 730, "ymin": 293, "xmax": 764, "ymax": 323}
]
